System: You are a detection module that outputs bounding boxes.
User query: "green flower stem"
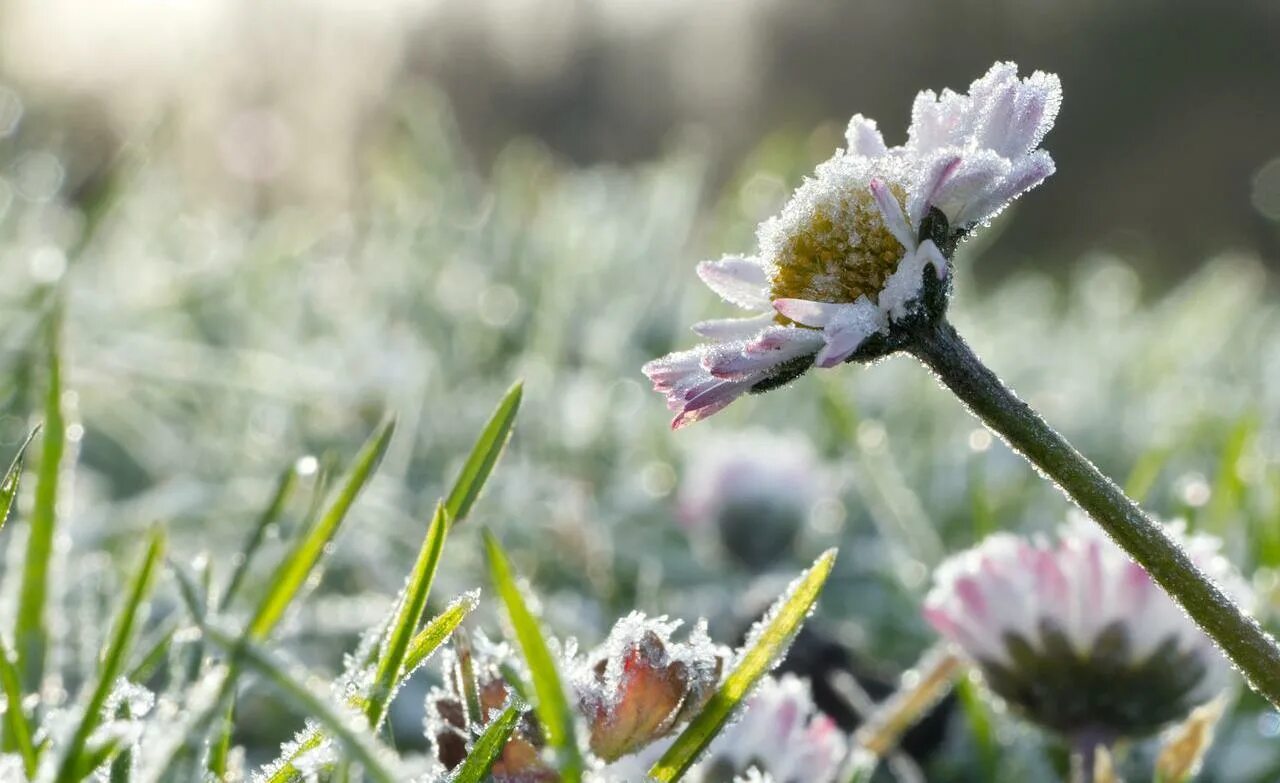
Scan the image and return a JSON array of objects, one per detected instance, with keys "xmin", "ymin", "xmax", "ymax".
[{"xmin": 908, "ymin": 319, "xmax": 1280, "ymax": 707}]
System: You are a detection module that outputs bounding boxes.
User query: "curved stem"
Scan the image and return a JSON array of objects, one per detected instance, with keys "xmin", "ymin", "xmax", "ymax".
[{"xmin": 907, "ymin": 319, "xmax": 1280, "ymax": 707}]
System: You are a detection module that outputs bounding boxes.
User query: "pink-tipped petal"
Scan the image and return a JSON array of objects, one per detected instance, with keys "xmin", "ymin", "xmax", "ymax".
[{"xmin": 696, "ymin": 256, "xmax": 770, "ymax": 310}]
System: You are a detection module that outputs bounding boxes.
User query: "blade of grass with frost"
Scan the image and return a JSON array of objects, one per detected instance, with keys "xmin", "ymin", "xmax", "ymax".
[
  {"xmin": 220, "ymin": 462, "xmax": 300, "ymax": 610},
  {"xmin": 445, "ymin": 380, "xmax": 522, "ymax": 524},
  {"xmin": 450, "ymin": 703, "xmax": 522, "ymax": 783},
  {"xmin": 0, "ymin": 641, "xmax": 37, "ymax": 777},
  {"xmin": 203, "ymin": 628, "xmax": 399, "ymax": 783},
  {"xmin": 17, "ymin": 317, "xmax": 65, "ymax": 691},
  {"xmin": 484, "ymin": 530, "xmax": 583, "ymax": 782},
  {"xmin": 365, "ymin": 502, "xmax": 449, "ymax": 729},
  {"xmin": 73, "ymin": 736, "xmax": 123, "ymax": 781},
  {"xmin": 247, "ymin": 417, "xmax": 395, "ymax": 639},
  {"xmin": 54, "ymin": 528, "xmax": 164, "ymax": 783},
  {"xmin": 649, "ymin": 549, "xmax": 838, "ymax": 782},
  {"xmin": 0, "ymin": 428, "xmax": 38, "ymax": 534},
  {"xmin": 262, "ymin": 592, "xmax": 477, "ymax": 783}
]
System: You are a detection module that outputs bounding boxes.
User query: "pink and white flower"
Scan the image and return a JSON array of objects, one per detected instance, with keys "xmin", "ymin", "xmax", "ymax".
[
  {"xmin": 644, "ymin": 62, "xmax": 1061, "ymax": 428},
  {"xmin": 924, "ymin": 515, "xmax": 1252, "ymax": 740}
]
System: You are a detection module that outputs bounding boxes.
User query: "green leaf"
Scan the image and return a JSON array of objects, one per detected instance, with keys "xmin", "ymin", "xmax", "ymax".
[
  {"xmin": 445, "ymin": 381, "xmax": 522, "ymax": 524},
  {"xmin": 17, "ymin": 316, "xmax": 66, "ymax": 691},
  {"xmin": 55, "ymin": 528, "xmax": 165, "ymax": 783},
  {"xmin": 648, "ymin": 549, "xmax": 838, "ymax": 782},
  {"xmin": 262, "ymin": 593, "xmax": 477, "ymax": 783},
  {"xmin": 483, "ymin": 529, "xmax": 582, "ymax": 782},
  {"xmin": 0, "ymin": 640, "xmax": 37, "ymax": 777},
  {"xmin": 247, "ymin": 418, "xmax": 395, "ymax": 640},
  {"xmin": 220, "ymin": 462, "xmax": 300, "ymax": 610},
  {"xmin": 203, "ymin": 627, "xmax": 399, "ymax": 783},
  {"xmin": 0, "ymin": 428, "xmax": 38, "ymax": 535},
  {"xmin": 364, "ymin": 502, "xmax": 449, "ymax": 728},
  {"xmin": 450, "ymin": 704, "xmax": 522, "ymax": 783},
  {"xmin": 127, "ymin": 624, "xmax": 176, "ymax": 684}
]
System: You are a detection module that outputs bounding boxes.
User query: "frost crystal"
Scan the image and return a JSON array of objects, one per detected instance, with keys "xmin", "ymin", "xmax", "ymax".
[{"xmin": 644, "ymin": 62, "xmax": 1061, "ymax": 427}]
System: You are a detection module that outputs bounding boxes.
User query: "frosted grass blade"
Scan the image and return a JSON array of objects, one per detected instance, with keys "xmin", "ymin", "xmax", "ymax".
[
  {"xmin": 0, "ymin": 428, "xmax": 37, "ymax": 534},
  {"xmin": 247, "ymin": 418, "xmax": 395, "ymax": 640},
  {"xmin": 0, "ymin": 640, "xmax": 37, "ymax": 777},
  {"xmin": 220, "ymin": 462, "xmax": 300, "ymax": 610},
  {"xmin": 445, "ymin": 381, "xmax": 522, "ymax": 524},
  {"xmin": 204, "ymin": 628, "xmax": 399, "ymax": 783},
  {"xmin": 17, "ymin": 317, "xmax": 66, "ymax": 690},
  {"xmin": 648, "ymin": 549, "xmax": 838, "ymax": 782},
  {"xmin": 484, "ymin": 530, "xmax": 582, "ymax": 782},
  {"xmin": 55, "ymin": 528, "xmax": 165, "ymax": 783},
  {"xmin": 364, "ymin": 502, "xmax": 449, "ymax": 728},
  {"xmin": 262, "ymin": 593, "xmax": 476, "ymax": 783},
  {"xmin": 450, "ymin": 703, "xmax": 522, "ymax": 783}
]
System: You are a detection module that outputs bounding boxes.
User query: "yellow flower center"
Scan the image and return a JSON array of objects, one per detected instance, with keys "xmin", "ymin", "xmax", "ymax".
[{"xmin": 769, "ymin": 185, "xmax": 907, "ymax": 319}]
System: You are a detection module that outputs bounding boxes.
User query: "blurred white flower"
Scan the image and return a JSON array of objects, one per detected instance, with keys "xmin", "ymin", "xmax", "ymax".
[
  {"xmin": 678, "ymin": 430, "xmax": 829, "ymax": 569},
  {"xmin": 706, "ymin": 673, "xmax": 847, "ymax": 783},
  {"xmin": 924, "ymin": 515, "xmax": 1251, "ymax": 741},
  {"xmin": 644, "ymin": 61, "xmax": 1060, "ymax": 428}
]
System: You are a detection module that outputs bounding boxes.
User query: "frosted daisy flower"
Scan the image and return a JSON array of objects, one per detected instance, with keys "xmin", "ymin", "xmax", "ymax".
[
  {"xmin": 678, "ymin": 430, "xmax": 828, "ymax": 569},
  {"xmin": 644, "ymin": 61, "xmax": 1060, "ymax": 428},
  {"xmin": 924, "ymin": 516, "xmax": 1252, "ymax": 743},
  {"xmin": 572, "ymin": 612, "xmax": 724, "ymax": 762},
  {"xmin": 701, "ymin": 674, "xmax": 847, "ymax": 783}
]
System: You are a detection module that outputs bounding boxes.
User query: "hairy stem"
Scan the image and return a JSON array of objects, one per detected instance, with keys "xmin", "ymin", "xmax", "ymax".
[{"xmin": 908, "ymin": 319, "xmax": 1280, "ymax": 706}]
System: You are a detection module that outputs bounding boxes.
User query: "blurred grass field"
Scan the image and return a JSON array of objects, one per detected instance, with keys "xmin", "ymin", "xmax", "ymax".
[{"xmin": 3, "ymin": 76, "xmax": 1280, "ymax": 780}]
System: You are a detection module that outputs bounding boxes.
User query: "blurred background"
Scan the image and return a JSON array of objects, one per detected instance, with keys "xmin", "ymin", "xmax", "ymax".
[{"xmin": 3, "ymin": 0, "xmax": 1280, "ymax": 780}]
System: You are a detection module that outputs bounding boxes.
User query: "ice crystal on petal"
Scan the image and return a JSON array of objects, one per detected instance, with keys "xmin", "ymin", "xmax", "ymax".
[{"xmin": 645, "ymin": 61, "xmax": 1061, "ymax": 427}]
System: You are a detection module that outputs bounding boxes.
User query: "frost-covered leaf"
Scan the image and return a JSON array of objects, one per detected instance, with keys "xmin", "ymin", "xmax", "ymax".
[
  {"xmin": 484, "ymin": 529, "xmax": 583, "ymax": 782},
  {"xmin": 647, "ymin": 549, "xmax": 838, "ymax": 782}
]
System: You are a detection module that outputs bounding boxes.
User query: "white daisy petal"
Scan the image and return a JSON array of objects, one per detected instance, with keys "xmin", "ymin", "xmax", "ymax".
[
  {"xmin": 696, "ymin": 256, "xmax": 770, "ymax": 309},
  {"xmin": 692, "ymin": 312, "xmax": 775, "ymax": 339}
]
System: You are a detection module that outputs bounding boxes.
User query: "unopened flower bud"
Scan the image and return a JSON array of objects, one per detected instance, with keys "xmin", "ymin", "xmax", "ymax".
[{"xmin": 573, "ymin": 613, "xmax": 723, "ymax": 761}]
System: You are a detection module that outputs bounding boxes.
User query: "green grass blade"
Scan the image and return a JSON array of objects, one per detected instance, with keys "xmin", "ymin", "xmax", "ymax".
[
  {"xmin": 55, "ymin": 528, "xmax": 165, "ymax": 783},
  {"xmin": 365, "ymin": 502, "xmax": 449, "ymax": 728},
  {"xmin": 444, "ymin": 381, "xmax": 522, "ymax": 524},
  {"xmin": 220, "ymin": 462, "xmax": 300, "ymax": 610},
  {"xmin": 450, "ymin": 703, "xmax": 522, "ymax": 783},
  {"xmin": 0, "ymin": 428, "xmax": 38, "ymax": 535},
  {"xmin": 74, "ymin": 736, "xmax": 123, "ymax": 780},
  {"xmin": 203, "ymin": 628, "xmax": 400, "ymax": 783},
  {"xmin": 648, "ymin": 549, "xmax": 838, "ymax": 782},
  {"xmin": 483, "ymin": 530, "xmax": 582, "ymax": 782},
  {"xmin": 262, "ymin": 592, "xmax": 477, "ymax": 783},
  {"xmin": 127, "ymin": 623, "xmax": 176, "ymax": 683},
  {"xmin": 0, "ymin": 640, "xmax": 37, "ymax": 777},
  {"xmin": 17, "ymin": 317, "xmax": 66, "ymax": 691},
  {"xmin": 247, "ymin": 418, "xmax": 395, "ymax": 640},
  {"xmin": 207, "ymin": 696, "xmax": 236, "ymax": 780}
]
